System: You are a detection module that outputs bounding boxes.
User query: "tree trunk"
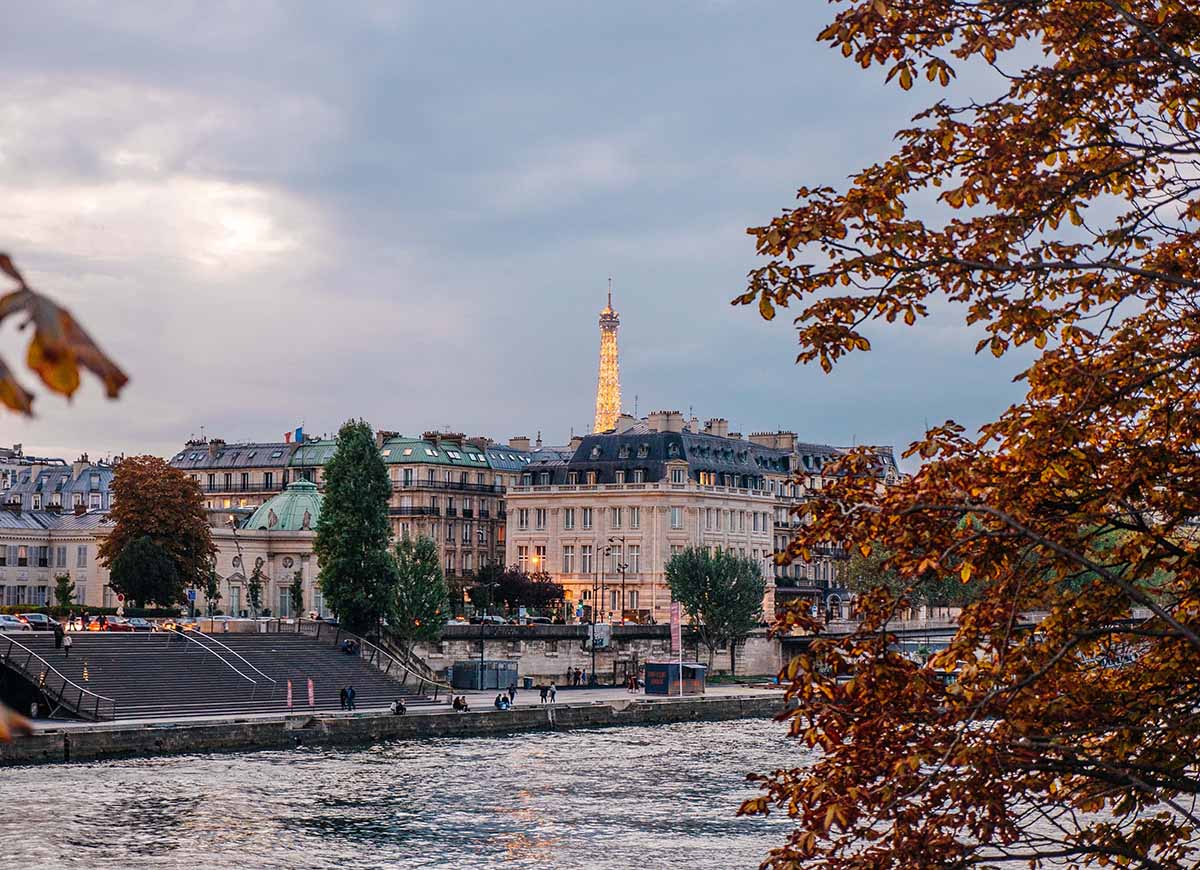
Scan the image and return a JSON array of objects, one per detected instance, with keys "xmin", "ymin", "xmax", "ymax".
[{"xmin": 729, "ymin": 641, "xmax": 737, "ymax": 676}]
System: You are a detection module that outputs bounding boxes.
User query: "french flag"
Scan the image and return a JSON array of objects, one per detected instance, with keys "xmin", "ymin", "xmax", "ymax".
[{"xmin": 284, "ymin": 425, "xmax": 304, "ymax": 443}]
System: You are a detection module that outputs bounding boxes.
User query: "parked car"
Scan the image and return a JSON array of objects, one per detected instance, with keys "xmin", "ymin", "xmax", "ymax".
[
  {"xmin": 126, "ymin": 618, "xmax": 154, "ymax": 632},
  {"xmin": 525, "ymin": 616, "xmax": 553, "ymax": 626},
  {"xmin": 18, "ymin": 613, "xmax": 61, "ymax": 632},
  {"xmin": 0, "ymin": 614, "xmax": 32, "ymax": 632},
  {"xmin": 469, "ymin": 614, "xmax": 506, "ymax": 625},
  {"xmin": 105, "ymin": 616, "xmax": 135, "ymax": 632}
]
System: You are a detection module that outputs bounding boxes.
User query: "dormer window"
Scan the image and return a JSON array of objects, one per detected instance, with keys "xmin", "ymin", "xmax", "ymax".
[
  {"xmin": 637, "ymin": 443, "xmax": 649, "ymax": 458},
  {"xmin": 590, "ymin": 446, "xmax": 602, "ymax": 459},
  {"xmin": 668, "ymin": 443, "xmax": 680, "ymax": 458},
  {"xmin": 618, "ymin": 445, "xmax": 630, "ymax": 459}
]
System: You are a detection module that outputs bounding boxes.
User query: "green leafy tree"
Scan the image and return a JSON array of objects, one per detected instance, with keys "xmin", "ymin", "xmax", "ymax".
[
  {"xmin": 313, "ymin": 419, "xmax": 396, "ymax": 633},
  {"xmin": 666, "ymin": 547, "xmax": 765, "ymax": 672},
  {"xmin": 289, "ymin": 570, "xmax": 304, "ymax": 616},
  {"xmin": 203, "ymin": 568, "xmax": 221, "ymax": 617},
  {"xmin": 109, "ymin": 535, "xmax": 182, "ymax": 608},
  {"xmin": 390, "ymin": 536, "xmax": 449, "ymax": 652},
  {"xmin": 845, "ymin": 545, "xmax": 982, "ymax": 618},
  {"xmin": 247, "ymin": 560, "xmax": 265, "ymax": 618},
  {"xmin": 53, "ymin": 574, "xmax": 75, "ymax": 610}
]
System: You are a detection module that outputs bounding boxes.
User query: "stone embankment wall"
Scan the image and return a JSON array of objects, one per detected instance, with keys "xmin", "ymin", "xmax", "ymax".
[
  {"xmin": 0, "ymin": 693, "xmax": 785, "ymax": 767},
  {"xmin": 417, "ymin": 624, "xmax": 783, "ymax": 683}
]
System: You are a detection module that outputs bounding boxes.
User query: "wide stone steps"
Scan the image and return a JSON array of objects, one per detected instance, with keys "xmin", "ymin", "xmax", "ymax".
[{"xmin": 5, "ymin": 631, "xmax": 439, "ymax": 721}]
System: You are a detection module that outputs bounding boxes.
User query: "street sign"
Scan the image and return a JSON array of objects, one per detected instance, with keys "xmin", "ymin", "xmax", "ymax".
[
  {"xmin": 670, "ymin": 602, "xmax": 681, "ymax": 654},
  {"xmin": 117, "ymin": 593, "xmax": 125, "ymax": 602},
  {"xmin": 186, "ymin": 589, "xmax": 196, "ymax": 602}
]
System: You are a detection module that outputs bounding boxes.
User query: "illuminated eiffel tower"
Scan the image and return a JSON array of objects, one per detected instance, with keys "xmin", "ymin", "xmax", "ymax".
[{"xmin": 592, "ymin": 278, "xmax": 621, "ymax": 433}]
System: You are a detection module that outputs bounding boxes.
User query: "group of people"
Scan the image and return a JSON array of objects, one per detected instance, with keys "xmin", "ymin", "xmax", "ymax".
[
  {"xmin": 52, "ymin": 623, "xmax": 73, "ymax": 657},
  {"xmin": 338, "ymin": 686, "xmax": 357, "ymax": 710},
  {"xmin": 567, "ymin": 667, "xmax": 588, "ymax": 686},
  {"xmin": 538, "ymin": 682, "xmax": 558, "ymax": 704},
  {"xmin": 387, "ymin": 698, "xmax": 406, "ymax": 715},
  {"xmin": 624, "ymin": 673, "xmax": 643, "ymax": 692},
  {"xmin": 451, "ymin": 695, "xmax": 471, "ymax": 712},
  {"xmin": 339, "ymin": 639, "xmax": 360, "ymax": 655},
  {"xmin": 63, "ymin": 613, "xmax": 100, "ymax": 631}
]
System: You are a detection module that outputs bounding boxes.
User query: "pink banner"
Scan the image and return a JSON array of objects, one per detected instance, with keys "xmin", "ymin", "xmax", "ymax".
[
  {"xmin": 670, "ymin": 602, "xmax": 681, "ymax": 654},
  {"xmin": 307, "ymin": 677, "xmax": 315, "ymax": 708},
  {"xmin": 287, "ymin": 679, "xmax": 293, "ymax": 709}
]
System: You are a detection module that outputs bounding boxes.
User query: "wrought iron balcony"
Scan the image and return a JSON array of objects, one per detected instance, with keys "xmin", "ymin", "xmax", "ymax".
[{"xmin": 393, "ymin": 480, "xmax": 505, "ymax": 495}]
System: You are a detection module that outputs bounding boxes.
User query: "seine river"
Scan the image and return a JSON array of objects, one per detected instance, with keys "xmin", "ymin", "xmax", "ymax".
[{"xmin": 1, "ymin": 719, "xmax": 799, "ymax": 869}]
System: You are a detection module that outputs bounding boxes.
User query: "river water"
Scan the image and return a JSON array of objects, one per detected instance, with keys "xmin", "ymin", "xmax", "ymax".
[{"xmin": 1, "ymin": 719, "xmax": 799, "ymax": 869}]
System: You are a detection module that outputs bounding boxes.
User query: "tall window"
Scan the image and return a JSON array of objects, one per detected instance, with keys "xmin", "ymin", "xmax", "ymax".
[
  {"xmin": 56, "ymin": 546, "xmax": 66, "ymax": 568},
  {"xmin": 563, "ymin": 508, "xmax": 575, "ymax": 530},
  {"xmin": 463, "ymin": 552, "xmax": 473, "ymax": 573},
  {"xmin": 705, "ymin": 508, "xmax": 713, "ymax": 530},
  {"xmin": 446, "ymin": 521, "xmax": 454, "ymax": 541},
  {"xmin": 614, "ymin": 470, "xmax": 625, "ymax": 484},
  {"xmin": 403, "ymin": 468, "xmax": 413, "ymax": 485},
  {"xmin": 610, "ymin": 507, "xmax": 622, "ymax": 529},
  {"xmin": 241, "ymin": 472, "xmax": 250, "ymax": 489},
  {"xmin": 445, "ymin": 553, "xmax": 454, "ymax": 574},
  {"xmin": 610, "ymin": 545, "xmax": 623, "ymax": 573},
  {"xmin": 534, "ymin": 545, "xmax": 546, "ymax": 571},
  {"xmin": 517, "ymin": 545, "xmax": 529, "ymax": 571},
  {"xmin": 17, "ymin": 546, "xmax": 28, "ymax": 567},
  {"xmin": 264, "ymin": 471, "xmax": 273, "ymax": 489},
  {"xmin": 671, "ymin": 467, "xmax": 685, "ymax": 484},
  {"xmin": 629, "ymin": 507, "xmax": 640, "ymax": 529},
  {"xmin": 463, "ymin": 522, "xmax": 471, "ymax": 543},
  {"xmin": 629, "ymin": 590, "xmax": 639, "ymax": 609},
  {"xmin": 562, "ymin": 545, "xmax": 575, "ymax": 573},
  {"xmin": 207, "ymin": 473, "xmax": 216, "ymax": 489},
  {"xmin": 628, "ymin": 545, "xmax": 640, "ymax": 573},
  {"xmin": 582, "ymin": 508, "xmax": 593, "ymax": 529},
  {"xmin": 517, "ymin": 508, "xmax": 529, "ymax": 530},
  {"xmin": 671, "ymin": 507, "xmax": 683, "ymax": 529},
  {"xmin": 581, "ymin": 545, "xmax": 593, "ymax": 574},
  {"xmin": 224, "ymin": 472, "xmax": 233, "ymax": 489},
  {"xmin": 610, "ymin": 589, "xmax": 619, "ymax": 612},
  {"xmin": 77, "ymin": 545, "xmax": 88, "ymax": 568},
  {"xmin": 586, "ymin": 471, "xmax": 597, "ymax": 485},
  {"xmin": 567, "ymin": 472, "xmax": 578, "ymax": 485},
  {"xmin": 535, "ymin": 508, "xmax": 547, "ymax": 530}
]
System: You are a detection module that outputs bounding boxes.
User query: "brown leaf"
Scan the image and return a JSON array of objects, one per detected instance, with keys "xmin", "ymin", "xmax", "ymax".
[{"xmin": 0, "ymin": 354, "xmax": 34, "ymax": 414}]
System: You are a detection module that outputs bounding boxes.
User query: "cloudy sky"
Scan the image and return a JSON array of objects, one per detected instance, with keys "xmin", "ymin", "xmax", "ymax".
[{"xmin": 2, "ymin": 2, "xmax": 1025, "ymax": 465}]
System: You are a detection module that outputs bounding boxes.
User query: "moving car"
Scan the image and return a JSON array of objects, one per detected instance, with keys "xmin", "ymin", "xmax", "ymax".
[
  {"xmin": 18, "ymin": 613, "xmax": 61, "ymax": 632},
  {"xmin": 104, "ymin": 616, "xmax": 135, "ymax": 632},
  {"xmin": 0, "ymin": 615, "xmax": 32, "ymax": 632},
  {"xmin": 126, "ymin": 618, "xmax": 154, "ymax": 632}
]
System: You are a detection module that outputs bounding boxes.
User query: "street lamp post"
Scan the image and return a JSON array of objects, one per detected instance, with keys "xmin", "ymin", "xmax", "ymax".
[
  {"xmin": 477, "ymin": 581, "xmax": 498, "ymax": 691},
  {"xmin": 608, "ymin": 536, "xmax": 627, "ymax": 624}
]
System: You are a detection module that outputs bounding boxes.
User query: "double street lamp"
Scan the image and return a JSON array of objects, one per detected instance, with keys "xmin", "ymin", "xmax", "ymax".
[{"xmin": 476, "ymin": 580, "xmax": 499, "ymax": 691}]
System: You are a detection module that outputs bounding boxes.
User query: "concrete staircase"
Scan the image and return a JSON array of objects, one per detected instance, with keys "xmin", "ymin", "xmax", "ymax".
[{"xmin": 6, "ymin": 632, "xmax": 441, "ymax": 721}]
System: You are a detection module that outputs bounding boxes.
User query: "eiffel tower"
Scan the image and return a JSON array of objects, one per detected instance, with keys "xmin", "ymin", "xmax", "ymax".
[{"xmin": 592, "ymin": 278, "xmax": 621, "ymax": 433}]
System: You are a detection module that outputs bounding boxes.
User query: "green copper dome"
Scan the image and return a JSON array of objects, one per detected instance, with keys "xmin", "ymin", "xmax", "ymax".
[{"xmin": 244, "ymin": 479, "xmax": 323, "ymax": 532}]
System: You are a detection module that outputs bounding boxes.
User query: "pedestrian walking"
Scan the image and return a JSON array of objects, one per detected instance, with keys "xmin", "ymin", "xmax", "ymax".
[
  {"xmin": 63, "ymin": 634, "xmax": 73, "ymax": 658},
  {"xmin": 53, "ymin": 623, "xmax": 64, "ymax": 649},
  {"xmin": 539, "ymin": 685, "xmax": 548, "ymax": 704},
  {"xmin": 549, "ymin": 681, "xmax": 557, "ymax": 704},
  {"xmin": 339, "ymin": 687, "xmax": 348, "ymax": 710},
  {"xmin": 507, "ymin": 683, "xmax": 517, "ymax": 706},
  {"xmin": 347, "ymin": 685, "xmax": 356, "ymax": 711},
  {"xmin": 581, "ymin": 668, "xmax": 587, "ymax": 686}
]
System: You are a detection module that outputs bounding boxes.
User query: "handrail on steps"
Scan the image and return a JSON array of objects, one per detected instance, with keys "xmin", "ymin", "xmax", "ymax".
[
  {"xmin": 0, "ymin": 634, "xmax": 115, "ymax": 720},
  {"xmin": 190, "ymin": 631, "xmax": 278, "ymax": 686},
  {"xmin": 164, "ymin": 628, "xmax": 259, "ymax": 688},
  {"xmin": 267, "ymin": 618, "xmax": 451, "ymax": 701}
]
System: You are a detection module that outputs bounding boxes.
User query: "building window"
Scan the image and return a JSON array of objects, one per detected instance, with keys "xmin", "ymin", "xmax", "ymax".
[
  {"xmin": 207, "ymin": 473, "xmax": 216, "ymax": 490},
  {"xmin": 705, "ymin": 508, "xmax": 713, "ymax": 530},
  {"xmin": 628, "ymin": 545, "xmax": 640, "ymax": 574},
  {"xmin": 518, "ymin": 545, "xmax": 529, "ymax": 571},
  {"xmin": 241, "ymin": 472, "xmax": 250, "ymax": 489},
  {"xmin": 586, "ymin": 472, "xmax": 597, "ymax": 485},
  {"xmin": 37, "ymin": 546, "xmax": 49, "ymax": 568},
  {"xmin": 630, "ymin": 507, "xmax": 640, "ymax": 529},
  {"xmin": 671, "ymin": 467, "xmax": 685, "ymax": 484},
  {"xmin": 446, "ymin": 521, "xmax": 455, "ymax": 542},
  {"xmin": 567, "ymin": 472, "xmax": 578, "ymax": 485},
  {"xmin": 463, "ymin": 523, "xmax": 471, "ymax": 543},
  {"xmin": 534, "ymin": 545, "xmax": 546, "ymax": 572},
  {"xmin": 445, "ymin": 554, "xmax": 454, "ymax": 575},
  {"xmin": 632, "ymin": 469, "xmax": 645, "ymax": 483},
  {"xmin": 670, "ymin": 544, "xmax": 683, "ymax": 560},
  {"xmin": 562, "ymin": 545, "xmax": 575, "ymax": 573},
  {"xmin": 610, "ymin": 546, "xmax": 623, "ymax": 573},
  {"xmin": 629, "ymin": 590, "xmax": 639, "ymax": 610},
  {"xmin": 581, "ymin": 545, "xmax": 593, "ymax": 574},
  {"xmin": 535, "ymin": 508, "xmax": 547, "ymax": 530},
  {"xmin": 539, "ymin": 472, "xmax": 551, "ymax": 486},
  {"xmin": 582, "ymin": 508, "xmax": 593, "ymax": 529},
  {"xmin": 614, "ymin": 470, "xmax": 625, "ymax": 484},
  {"xmin": 17, "ymin": 546, "xmax": 28, "ymax": 568},
  {"xmin": 76, "ymin": 545, "xmax": 88, "ymax": 568},
  {"xmin": 518, "ymin": 509, "xmax": 529, "ymax": 530},
  {"xmin": 89, "ymin": 492, "xmax": 101, "ymax": 510},
  {"xmin": 610, "ymin": 589, "xmax": 620, "ymax": 611},
  {"xmin": 463, "ymin": 552, "xmax": 473, "ymax": 573},
  {"xmin": 671, "ymin": 507, "xmax": 683, "ymax": 529},
  {"xmin": 56, "ymin": 546, "xmax": 66, "ymax": 568},
  {"xmin": 563, "ymin": 508, "xmax": 575, "ymax": 530},
  {"xmin": 31, "ymin": 494, "xmax": 41, "ymax": 510},
  {"xmin": 610, "ymin": 507, "xmax": 622, "ymax": 529},
  {"xmin": 753, "ymin": 512, "xmax": 760, "ymax": 532}
]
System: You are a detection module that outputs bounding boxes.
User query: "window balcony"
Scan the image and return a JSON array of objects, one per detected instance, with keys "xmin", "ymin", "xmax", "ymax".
[
  {"xmin": 388, "ymin": 506, "xmax": 440, "ymax": 517},
  {"xmin": 393, "ymin": 480, "xmax": 505, "ymax": 495}
]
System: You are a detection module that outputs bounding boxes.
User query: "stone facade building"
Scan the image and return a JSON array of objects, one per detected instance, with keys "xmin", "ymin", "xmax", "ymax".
[{"xmin": 505, "ymin": 412, "xmax": 901, "ymax": 623}]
